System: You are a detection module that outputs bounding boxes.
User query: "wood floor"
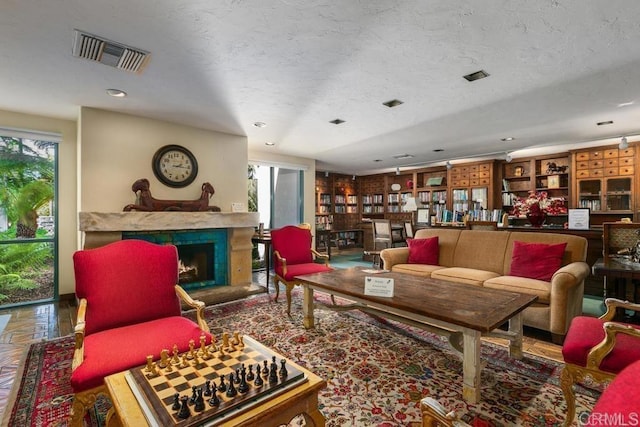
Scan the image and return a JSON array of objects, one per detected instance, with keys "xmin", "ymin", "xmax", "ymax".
[{"xmin": 0, "ymin": 271, "xmax": 565, "ymax": 422}]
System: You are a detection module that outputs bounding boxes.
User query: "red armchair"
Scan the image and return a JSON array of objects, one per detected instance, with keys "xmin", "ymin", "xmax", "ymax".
[
  {"xmin": 69, "ymin": 239, "xmax": 211, "ymax": 426},
  {"xmin": 271, "ymin": 225, "xmax": 332, "ymax": 315},
  {"xmin": 560, "ymin": 298, "xmax": 640, "ymax": 426},
  {"xmin": 584, "ymin": 359, "xmax": 640, "ymax": 426}
]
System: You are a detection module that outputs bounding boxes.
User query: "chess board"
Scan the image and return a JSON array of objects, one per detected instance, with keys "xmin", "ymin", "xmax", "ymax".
[{"xmin": 126, "ymin": 335, "xmax": 307, "ymax": 427}]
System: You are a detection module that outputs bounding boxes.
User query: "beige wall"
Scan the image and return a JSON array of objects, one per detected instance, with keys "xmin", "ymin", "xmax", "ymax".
[
  {"xmin": 79, "ymin": 107, "xmax": 248, "ymax": 212},
  {"xmin": 0, "ymin": 109, "xmax": 77, "ymax": 295}
]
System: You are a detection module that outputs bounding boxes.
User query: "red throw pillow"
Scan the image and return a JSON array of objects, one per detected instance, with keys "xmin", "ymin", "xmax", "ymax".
[
  {"xmin": 509, "ymin": 241, "xmax": 567, "ymax": 281},
  {"xmin": 407, "ymin": 237, "xmax": 439, "ymax": 265}
]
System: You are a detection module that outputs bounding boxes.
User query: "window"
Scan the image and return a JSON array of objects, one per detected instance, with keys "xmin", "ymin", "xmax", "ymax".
[{"xmin": 249, "ymin": 164, "xmax": 304, "ymax": 229}]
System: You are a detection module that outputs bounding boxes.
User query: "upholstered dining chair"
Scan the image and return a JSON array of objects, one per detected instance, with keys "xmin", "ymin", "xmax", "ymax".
[
  {"xmin": 560, "ymin": 297, "xmax": 640, "ymax": 426},
  {"xmin": 372, "ymin": 219, "xmax": 405, "ymax": 248},
  {"xmin": 70, "ymin": 239, "xmax": 211, "ymax": 426},
  {"xmin": 271, "ymin": 224, "xmax": 333, "ymax": 315}
]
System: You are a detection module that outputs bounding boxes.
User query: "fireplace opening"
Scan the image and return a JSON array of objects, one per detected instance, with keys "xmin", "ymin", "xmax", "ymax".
[{"xmin": 177, "ymin": 243, "xmax": 214, "ymax": 289}]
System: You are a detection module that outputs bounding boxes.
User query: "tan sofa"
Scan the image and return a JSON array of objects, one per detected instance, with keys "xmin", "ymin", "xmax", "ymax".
[{"xmin": 380, "ymin": 228, "xmax": 590, "ymax": 342}]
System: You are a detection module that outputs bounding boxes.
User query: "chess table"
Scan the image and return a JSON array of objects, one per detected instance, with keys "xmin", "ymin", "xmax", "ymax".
[
  {"xmin": 296, "ymin": 267, "xmax": 537, "ymax": 404},
  {"xmin": 103, "ymin": 335, "xmax": 326, "ymax": 427}
]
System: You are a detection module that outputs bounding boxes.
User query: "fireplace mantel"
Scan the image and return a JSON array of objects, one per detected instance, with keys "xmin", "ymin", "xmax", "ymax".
[
  {"xmin": 79, "ymin": 211, "xmax": 259, "ymax": 232},
  {"xmin": 78, "ymin": 211, "xmax": 260, "ymax": 287}
]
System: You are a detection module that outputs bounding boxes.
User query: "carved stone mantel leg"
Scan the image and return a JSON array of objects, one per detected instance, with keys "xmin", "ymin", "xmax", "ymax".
[{"xmin": 228, "ymin": 226, "xmax": 254, "ymax": 286}]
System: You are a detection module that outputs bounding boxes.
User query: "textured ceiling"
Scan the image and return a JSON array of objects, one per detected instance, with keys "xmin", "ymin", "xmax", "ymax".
[{"xmin": 2, "ymin": 1, "xmax": 640, "ymax": 174}]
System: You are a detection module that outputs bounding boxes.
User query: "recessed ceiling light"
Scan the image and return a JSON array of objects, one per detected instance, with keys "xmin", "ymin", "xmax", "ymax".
[
  {"xmin": 618, "ymin": 101, "xmax": 635, "ymax": 107},
  {"xmin": 383, "ymin": 99, "xmax": 404, "ymax": 108},
  {"xmin": 264, "ymin": 142, "xmax": 275, "ymax": 146},
  {"xmin": 501, "ymin": 137, "xmax": 515, "ymax": 141},
  {"xmin": 597, "ymin": 120, "xmax": 614, "ymax": 126},
  {"xmin": 392, "ymin": 154, "xmax": 414, "ymax": 160},
  {"xmin": 106, "ymin": 88, "xmax": 127, "ymax": 98},
  {"xmin": 433, "ymin": 148, "xmax": 444, "ymax": 152},
  {"xmin": 373, "ymin": 159, "xmax": 383, "ymax": 162},
  {"xmin": 463, "ymin": 70, "xmax": 490, "ymax": 82},
  {"xmin": 253, "ymin": 122, "xmax": 267, "ymax": 128},
  {"xmin": 329, "ymin": 119, "xmax": 345, "ymax": 125}
]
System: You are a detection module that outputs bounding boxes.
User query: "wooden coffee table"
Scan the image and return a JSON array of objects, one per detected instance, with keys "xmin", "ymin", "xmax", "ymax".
[{"xmin": 296, "ymin": 267, "xmax": 537, "ymax": 404}]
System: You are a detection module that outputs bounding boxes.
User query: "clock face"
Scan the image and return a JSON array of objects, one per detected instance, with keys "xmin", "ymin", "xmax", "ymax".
[{"xmin": 152, "ymin": 145, "xmax": 198, "ymax": 187}]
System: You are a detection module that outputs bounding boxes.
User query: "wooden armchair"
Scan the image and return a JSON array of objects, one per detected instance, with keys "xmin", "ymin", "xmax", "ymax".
[
  {"xmin": 271, "ymin": 225, "xmax": 332, "ymax": 315},
  {"xmin": 560, "ymin": 298, "xmax": 640, "ymax": 426},
  {"xmin": 69, "ymin": 239, "xmax": 211, "ymax": 426},
  {"xmin": 420, "ymin": 397, "xmax": 470, "ymax": 426}
]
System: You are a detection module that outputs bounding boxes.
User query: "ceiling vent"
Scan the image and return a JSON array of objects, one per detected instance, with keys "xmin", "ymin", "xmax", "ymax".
[{"xmin": 72, "ymin": 30, "xmax": 150, "ymax": 74}]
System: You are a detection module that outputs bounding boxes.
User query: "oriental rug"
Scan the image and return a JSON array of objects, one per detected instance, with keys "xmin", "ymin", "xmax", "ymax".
[{"xmin": 4, "ymin": 291, "xmax": 599, "ymax": 426}]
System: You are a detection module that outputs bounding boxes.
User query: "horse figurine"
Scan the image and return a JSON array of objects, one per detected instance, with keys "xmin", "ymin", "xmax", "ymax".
[{"xmin": 123, "ymin": 178, "xmax": 221, "ymax": 212}]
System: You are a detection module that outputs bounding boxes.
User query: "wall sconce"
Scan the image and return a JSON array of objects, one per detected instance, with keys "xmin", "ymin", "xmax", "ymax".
[
  {"xmin": 396, "ymin": 167, "xmax": 400, "ymax": 175},
  {"xmin": 446, "ymin": 161, "xmax": 453, "ymax": 170},
  {"xmin": 324, "ymin": 171, "xmax": 329, "ymax": 177},
  {"xmin": 352, "ymin": 175, "xmax": 356, "ymax": 180},
  {"xmin": 505, "ymin": 153, "xmax": 513, "ymax": 163},
  {"xmin": 620, "ymin": 136, "xmax": 629, "ymax": 150}
]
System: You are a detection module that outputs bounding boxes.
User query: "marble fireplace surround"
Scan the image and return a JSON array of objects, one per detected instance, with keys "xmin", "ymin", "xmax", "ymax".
[{"xmin": 78, "ymin": 212, "xmax": 260, "ymax": 287}]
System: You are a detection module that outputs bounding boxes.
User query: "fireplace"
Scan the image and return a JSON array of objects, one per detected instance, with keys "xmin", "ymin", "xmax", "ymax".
[
  {"xmin": 79, "ymin": 211, "xmax": 259, "ymax": 289},
  {"xmin": 122, "ymin": 229, "xmax": 228, "ymax": 290}
]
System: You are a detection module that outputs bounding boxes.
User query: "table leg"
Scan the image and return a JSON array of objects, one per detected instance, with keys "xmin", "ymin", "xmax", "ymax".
[
  {"xmin": 508, "ymin": 312, "xmax": 524, "ymax": 359},
  {"xmin": 265, "ymin": 243, "xmax": 271, "ymax": 293},
  {"xmin": 303, "ymin": 285, "xmax": 315, "ymax": 329},
  {"xmin": 461, "ymin": 328, "xmax": 481, "ymax": 404}
]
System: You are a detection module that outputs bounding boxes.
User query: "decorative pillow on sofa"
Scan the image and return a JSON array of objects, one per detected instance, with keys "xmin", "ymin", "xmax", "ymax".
[
  {"xmin": 509, "ymin": 241, "xmax": 567, "ymax": 281},
  {"xmin": 407, "ymin": 237, "xmax": 439, "ymax": 265}
]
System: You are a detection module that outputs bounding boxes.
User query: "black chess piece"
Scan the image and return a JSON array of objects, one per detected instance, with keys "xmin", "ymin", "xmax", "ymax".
[
  {"xmin": 194, "ymin": 388, "xmax": 205, "ymax": 412},
  {"xmin": 235, "ymin": 368, "xmax": 241, "ymax": 384},
  {"xmin": 269, "ymin": 356, "xmax": 278, "ymax": 384},
  {"xmin": 263, "ymin": 360, "xmax": 269, "ymax": 377},
  {"xmin": 189, "ymin": 385, "xmax": 198, "ymax": 405},
  {"xmin": 226, "ymin": 373, "xmax": 238, "ymax": 397},
  {"xmin": 279, "ymin": 359, "xmax": 288, "ymax": 379},
  {"xmin": 172, "ymin": 393, "xmax": 181, "ymax": 411},
  {"xmin": 255, "ymin": 364, "xmax": 263, "ymax": 386},
  {"xmin": 217, "ymin": 375, "xmax": 227, "ymax": 392},
  {"xmin": 204, "ymin": 380, "xmax": 212, "ymax": 397},
  {"xmin": 208, "ymin": 390, "xmax": 220, "ymax": 407},
  {"xmin": 246, "ymin": 364, "xmax": 255, "ymax": 381},
  {"xmin": 178, "ymin": 396, "xmax": 191, "ymax": 419},
  {"xmin": 238, "ymin": 366, "xmax": 249, "ymax": 394}
]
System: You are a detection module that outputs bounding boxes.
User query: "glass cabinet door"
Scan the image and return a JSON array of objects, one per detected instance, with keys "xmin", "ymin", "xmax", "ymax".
[
  {"xmin": 452, "ymin": 189, "xmax": 469, "ymax": 213},
  {"xmin": 578, "ymin": 179, "xmax": 602, "ymax": 211},
  {"xmin": 605, "ymin": 177, "xmax": 632, "ymax": 211}
]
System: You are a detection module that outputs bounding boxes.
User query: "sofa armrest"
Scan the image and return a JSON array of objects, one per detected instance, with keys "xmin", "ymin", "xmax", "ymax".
[
  {"xmin": 549, "ymin": 261, "xmax": 591, "ymax": 336},
  {"xmin": 380, "ymin": 247, "xmax": 410, "ymax": 270}
]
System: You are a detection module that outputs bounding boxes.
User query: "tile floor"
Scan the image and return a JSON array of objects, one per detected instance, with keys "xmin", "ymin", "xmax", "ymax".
[{"xmin": 0, "ymin": 269, "xmax": 565, "ymax": 422}]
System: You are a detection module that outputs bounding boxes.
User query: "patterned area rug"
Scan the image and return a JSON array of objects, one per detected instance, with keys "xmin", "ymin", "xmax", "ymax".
[{"xmin": 3, "ymin": 291, "xmax": 599, "ymax": 426}]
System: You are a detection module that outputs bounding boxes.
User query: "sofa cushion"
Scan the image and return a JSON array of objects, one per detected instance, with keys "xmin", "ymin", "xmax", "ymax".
[
  {"xmin": 390, "ymin": 263, "xmax": 445, "ymax": 277},
  {"xmin": 407, "ymin": 237, "xmax": 439, "ymax": 265},
  {"xmin": 430, "ymin": 267, "xmax": 500, "ymax": 287},
  {"xmin": 71, "ymin": 316, "xmax": 212, "ymax": 392},
  {"xmin": 509, "ymin": 241, "xmax": 567, "ymax": 281},
  {"xmin": 483, "ymin": 276, "xmax": 551, "ymax": 304}
]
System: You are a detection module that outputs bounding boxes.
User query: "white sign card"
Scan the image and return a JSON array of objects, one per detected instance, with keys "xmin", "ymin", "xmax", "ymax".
[
  {"xmin": 568, "ymin": 208, "xmax": 590, "ymax": 230},
  {"xmin": 364, "ymin": 276, "xmax": 395, "ymax": 297}
]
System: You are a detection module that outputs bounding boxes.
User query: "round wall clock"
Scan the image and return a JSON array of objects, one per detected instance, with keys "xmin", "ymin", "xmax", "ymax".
[{"xmin": 152, "ymin": 145, "xmax": 198, "ymax": 188}]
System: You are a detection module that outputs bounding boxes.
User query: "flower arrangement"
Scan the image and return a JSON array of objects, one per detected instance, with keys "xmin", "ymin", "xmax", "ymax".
[{"xmin": 510, "ymin": 191, "xmax": 567, "ymax": 217}]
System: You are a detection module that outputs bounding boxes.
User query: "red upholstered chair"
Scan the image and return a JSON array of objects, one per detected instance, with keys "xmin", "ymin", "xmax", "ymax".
[
  {"xmin": 69, "ymin": 239, "xmax": 211, "ymax": 426},
  {"xmin": 271, "ymin": 225, "xmax": 332, "ymax": 315},
  {"xmin": 584, "ymin": 359, "xmax": 640, "ymax": 426},
  {"xmin": 560, "ymin": 298, "xmax": 640, "ymax": 426}
]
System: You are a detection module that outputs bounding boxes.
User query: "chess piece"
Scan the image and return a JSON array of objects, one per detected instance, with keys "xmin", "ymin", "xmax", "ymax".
[
  {"xmin": 254, "ymin": 364, "xmax": 264, "ymax": 387},
  {"xmin": 222, "ymin": 332, "xmax": 230, "ymax": 350},
  {"xmin": 238, "ymin": 366, "xmax": 249, "ymax": 394},
  {"xmin": 247, "ymin": 364, "xmax": 255, "ymax": 381},
  {"xmin": 172, "ymin": 345, "xmax": 180, "ymax": 365},
  {"xmin": 199, "ymin": 335, "xmax": 210, "ymax": 360},
  {"xmin": 226, "ymin": 373, "xmax": 237, "ymax": 397},
  {"xmin": 208, "ymin": 390, "xmax": 220, "ymax": 407},
  {"xmin": 180, "ymin": 353, "xmax": 189, "ymax": 368},
  {"xmin": 263, "ymin": 360, "xmax": 269, "ymax": 377},
  {"xmin": 209, "ymin": 335, "xmax": 218, "ymax": 353},
  {"xmin": 172, "ymin": 393, "xmax": 181, "ymax": 411},
  {"xmin": 189, "ymin": 385, "xmax": 198, "ymax": 405},
  {"xmin": 279, "ymin": 359, "xmax": 288, "ymax": 379},
  {"xmin": 145, "ymin": 355, "xmax": 158, "ymax": 377},
  {"xmin": 217, "ymin": 375, "xmax": 227, "ymax": 392},
  {"xmin": 187, "ymin": 339, "xmax": 196, "ymax": 360},
  {"xmin": 194, "ymin": 388, "xmax": 205, "ymax": 412},
  {"xmin": 159, "ymin": 349, "xmax": 169, "ymax": 369},
  {"xmin": 235, "ymin": 368, "xmax": 241, "ymax": 384},
  {"xmin": 204, "ymin": 380, "xmax": 212, "ymax": 397},
  {"xmin": 269, "ymin": 356, "xmax": 278, "ymax": 384},
  {"xmin": 177, "ymin": 396, "xmax": 191, "ymax": 419}
]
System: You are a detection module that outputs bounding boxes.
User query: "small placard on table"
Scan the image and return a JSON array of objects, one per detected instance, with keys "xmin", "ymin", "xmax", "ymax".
[{"xmin": 364, "ymin": 276, "xmax": 395, "ymax": 297}]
